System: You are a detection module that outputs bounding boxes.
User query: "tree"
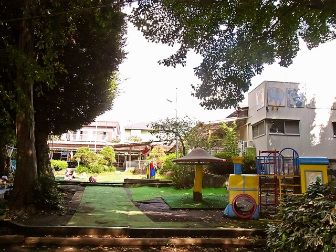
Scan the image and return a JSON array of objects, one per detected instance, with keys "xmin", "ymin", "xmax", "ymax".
[
  {"xmin": 34, "ymin": 4, "xmax": 125, "ymax": 176},
  {"xmin": 0, "ymin": 65, "xmax": 16, "ymax": 176},
  {"xmin": 150, "ymin": 116, "xmax": 196, "ymax": 156},
  {"xmin": 186, "ymin": 121, "xmax": 239, "ymax": 154},
  {"xmin": 219, "ymin": 122, "xmax": 239, "ymax": 157},
  {"xmin": 147, "ymin": 145, "xmax": 166, "ymax": 167},
  {"xmin": 131, "ymin": 1, "xmax": 336, "ymax": 109},
  {"xmin": 185, "ymin": 122, "xmax": 213, "ymax": 150},
  {"xmin": 0, "ymin": 0, "xmax": 125, "ymax": 209},
  {"xmin": 100, "ymin": 146, "xmax": 116, "ymax": 167}
]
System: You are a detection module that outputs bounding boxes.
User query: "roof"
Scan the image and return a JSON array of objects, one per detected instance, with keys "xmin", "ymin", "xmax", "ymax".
[
  {"xmin": 124, "ymin": 122, "xmax": 152, "ymax": 130},
  {"xmin": 87, "ymin": 121, "xmax": 120, "ymax": 128},
  {"xmin": 226, "ymin": 106, "xmax": 249, "ymax": 119},
  {"xmin": 173, "ymin": 148, "xmax": 226, "ymax": 165}
]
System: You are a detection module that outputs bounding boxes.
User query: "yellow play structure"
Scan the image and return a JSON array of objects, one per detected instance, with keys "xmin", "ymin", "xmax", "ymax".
[{"xmin": 224, "ymin": 148, "xmax": 329, "ymax": 219}]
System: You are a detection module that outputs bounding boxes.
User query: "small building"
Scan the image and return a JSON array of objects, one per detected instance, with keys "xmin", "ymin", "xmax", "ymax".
[
  {"xmin": 60, "ymin": 121, "xmax": 121, "ymax": 143},
  {"xmin": 48, "ymin": 120, "xmax": 156, "ymax": 170},
  {"xmin": 123, "ymin": 122, "xmax": 154, "ymax": 143}
]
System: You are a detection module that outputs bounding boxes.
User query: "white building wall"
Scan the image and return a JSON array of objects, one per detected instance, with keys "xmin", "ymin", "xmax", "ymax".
[{"xmin": 248, "ymin": 81, "xmax": 336, "ymax": 159}]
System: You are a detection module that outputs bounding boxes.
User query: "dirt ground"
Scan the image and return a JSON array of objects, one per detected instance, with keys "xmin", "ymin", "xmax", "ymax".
[{"xmin": 11, "ymin": 184, "xmax": 264, "ymax": 229}]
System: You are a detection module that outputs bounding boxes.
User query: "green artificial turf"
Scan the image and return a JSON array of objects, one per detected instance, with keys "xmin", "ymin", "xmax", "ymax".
[
  {"xmin": 130, "ymin": 186, "xmax": 228, "ymax": 209},
  {"xmin": 68, "ymin": 186, "xmax": 152, "ymax": 227},
  {"xmin": 66, "ymin": 186, "xmax": 269, "ymax": 229},
  {"xmin": 67, "ymin": 186, "xmax": 193, "ymax": 228}
]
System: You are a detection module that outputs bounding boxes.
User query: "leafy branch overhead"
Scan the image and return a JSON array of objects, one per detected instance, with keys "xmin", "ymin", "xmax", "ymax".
[{"xmin": 131, "ymin": 0, "xmax": 336, "ymax": 109}]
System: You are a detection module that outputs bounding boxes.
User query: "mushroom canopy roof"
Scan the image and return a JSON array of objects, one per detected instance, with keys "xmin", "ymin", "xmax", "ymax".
[{"xmin": 173, "ymin": 147, "xmax": 226, "ymax": 165}]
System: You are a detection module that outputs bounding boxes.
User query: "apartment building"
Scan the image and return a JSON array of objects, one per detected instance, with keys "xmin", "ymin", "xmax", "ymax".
[{"xmin": 234, "ymin": 81, "xmax": 336, "ymax": 166}]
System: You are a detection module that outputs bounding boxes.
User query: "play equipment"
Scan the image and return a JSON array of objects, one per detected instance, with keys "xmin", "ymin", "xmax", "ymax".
[
  {"xmin": 299, "ymin": 157, "xmax": 329, "ymax": 194},
  {"xmin": 173, "ymin": 148, "xmax": 226, "ymax": 202},
  {"xmin": 224, "ymin": 147, "xmax": 330, "ymax": 219},
  {"xmin": 224, "ymin": 174, "xmax": 260, "ymax": 219}
]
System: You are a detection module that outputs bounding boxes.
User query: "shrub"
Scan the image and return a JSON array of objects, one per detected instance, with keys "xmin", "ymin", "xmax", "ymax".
[
  {"xmin": 159, "ymin": 153, "xmax": 194, "ymax": 188},
  {"xmin": 33, "ymin": 175, "xmax": 64, "ymax": 209},
  {"xmin": 76, "ymin": 164, "xmax": 89, "ymax": 174},
  {"xmin": 74, "ymin": 147, "xmax": 96, "ymax": 166},
  {"xmin": 147, "ymin": 146, "xmax": 166, "ymax": 168},
  {"xmin": 50, "ymin": 159, "xmax": 68, "ymax": 171},
  {"xmin": 267, "ymin": 181, "xmax": 336, "ymax": 252},
  {"xmin": 88, "ymin": 163, "xmax": 104, "ymax": 174},
  {"xmin": 242, "ymin": 152, "xmax": 256, "ymax": 174},
  {"xmin": 207, "ymin": 152, "xmax": 234, "ymax": 175},
  {"xmin": 74, "ymin": 147, "xmax": 116, "ymax": 174},
  {"xmin": 99, "ymin": 146, "xmax": 116, "ymax": 166},
  {"xmin": 76, "ymin": 163, "xmax": 115, "ymax": 174}
]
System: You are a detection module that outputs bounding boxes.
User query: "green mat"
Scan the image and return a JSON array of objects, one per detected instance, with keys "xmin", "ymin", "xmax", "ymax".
[
  {"xmin": 68, "ymin": 186, "xmax": 153, "ymax": 227},
  {"xmin": 68, "ymin": 186, "xmax": 196, "ymax": 228}
]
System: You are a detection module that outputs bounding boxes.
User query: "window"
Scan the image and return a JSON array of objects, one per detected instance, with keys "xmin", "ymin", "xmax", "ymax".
[
  {"xmin": 333, "ymin": 122, "xmax": 336, "ymax": 137},
  {"xmin": 269, "ymin": 120, "xmax": 300, "ymax": 135},
  {"xmin": 270, "ymin": 120, "xmax": 284, "ymax": 133},
  {"xmin": 285, "ymin": 120, "xmax": 300, "ymax": 135},
  {"xmin": 79, "ymin": 131, "xmax": 84, "ymax": 140},
  {"xmin": 252, "ymin": 120, "xmax": 266, "ymax": 138}
]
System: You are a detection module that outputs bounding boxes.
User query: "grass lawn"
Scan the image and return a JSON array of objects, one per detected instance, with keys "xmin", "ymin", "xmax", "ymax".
[{"xmin": 130, "ymin": 186, "xmax": 228, "ymax": 209}]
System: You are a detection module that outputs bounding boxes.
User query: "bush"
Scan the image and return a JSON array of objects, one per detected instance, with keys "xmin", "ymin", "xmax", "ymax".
[
  {"xmin": 100, "ymin": 146, "xmax": 116, "ymax": 166},
  {"xmin": 267, "ymin": 181, "xmax": 336, "ymax": 251},
  {"xmin": 76, "ymin": 164, "xmax": 89, "ymax": 174},
  {"xmin": 207, "ymin": 152, "xmax": 234, "ymax": 175},
  {"xmin": 33, "ymin": 175, "xmax": 64, "ymax": 209},
  {"xmin": 159, "ymin": 153, "xmax": 194, "ymax": 188},
  {"xmin": 50, "ymin": 159, "xmax": 68, "ymax": 171},
  {"xmin": 242, "ymin": 152, "xmax": 256, "ymax": 174},
  {"xmin": 76, "ymin": 163, "xmax": 115, "ymax": 174},
  {"xmin": 74, "ymin": 147, "xmax": 96, "ymax": 166},
  {"xmin": 74, "ymin": 147, "xmax": 116, "ymax": 174}
]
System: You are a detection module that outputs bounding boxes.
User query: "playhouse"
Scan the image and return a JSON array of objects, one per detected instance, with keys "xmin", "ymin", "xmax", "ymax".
[{"xmin": 224, "ymin": 148, "xmax": 329, "ymax": 219}]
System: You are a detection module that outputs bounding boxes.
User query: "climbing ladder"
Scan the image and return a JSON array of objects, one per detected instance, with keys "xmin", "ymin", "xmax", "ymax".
[
  {"xmin": 256, "ymin": 148, "xmax": 301, "ymax": 216},
  {"xmin": 259, "ymin": 175, "xmax": 279, "ymax": 215}
]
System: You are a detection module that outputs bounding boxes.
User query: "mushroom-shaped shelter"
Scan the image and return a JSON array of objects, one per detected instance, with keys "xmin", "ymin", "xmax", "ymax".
[{"xmin": 173, "ymin": 148, "xmax": 226, "ymax": 202}]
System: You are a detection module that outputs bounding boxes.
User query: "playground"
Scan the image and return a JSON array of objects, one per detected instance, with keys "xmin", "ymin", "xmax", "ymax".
[
  {"xmin": 2, "ymin": 146, "xmax": 331, "ymax": 226},
  {"xmin": 9, "ymin": 184, "xmax": 267, "ymax": 230},
  {"xmin": 1, "ymin": 146, "xmax": 334, "ymax": 251}
]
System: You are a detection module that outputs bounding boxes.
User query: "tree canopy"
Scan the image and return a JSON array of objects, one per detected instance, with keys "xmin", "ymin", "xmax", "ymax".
[
  {"xmin": 150, "ymin": 116, "xmax": 196, "ymax": 155},
  {"xmin": 131, "ymin": 0, "xmax": 336, "ymax": 109},
  {"xmin": 0, "ymin": 0, "xmax": 126, "ymax": 208}
]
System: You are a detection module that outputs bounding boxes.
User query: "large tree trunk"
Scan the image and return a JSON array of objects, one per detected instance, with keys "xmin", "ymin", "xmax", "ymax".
[
  {"xmin": 35, "ymin": 131, "xmax": 53, "ymax": 177},
  {"xmin": 11, "ymin": 2, "xmax": 38, "ymax": 209},
  {"xmin": 0, "ymin": 148, "xmax": 7, "ymax": 176},
  {"xmin": 12, "ymin": 80, "xmax": 38, "ymax": 208}
]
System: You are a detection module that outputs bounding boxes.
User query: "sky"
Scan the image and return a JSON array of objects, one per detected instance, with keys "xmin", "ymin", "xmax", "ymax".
[{"xmin": 97, "ymin": 22, "xmax": 336, "ymax": 126}]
